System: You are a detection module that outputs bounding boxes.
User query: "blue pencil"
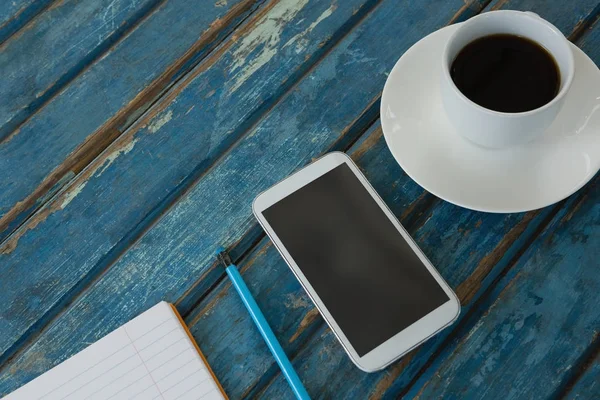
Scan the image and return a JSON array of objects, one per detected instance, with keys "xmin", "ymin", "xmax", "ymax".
[{"xmin": 216, "ymin": 248, "xmax": 311, "ymax": 400}]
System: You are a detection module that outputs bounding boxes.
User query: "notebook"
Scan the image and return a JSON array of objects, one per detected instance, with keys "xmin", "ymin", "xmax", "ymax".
[{"xmin": 5, "ymin": 302, "xmax": 227, "ymax": 400}]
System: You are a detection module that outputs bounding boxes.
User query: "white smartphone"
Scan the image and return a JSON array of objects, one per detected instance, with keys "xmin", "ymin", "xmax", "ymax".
[{"xmin": 253, "ymin": 152, "xmax": 460, "ymax": 372}]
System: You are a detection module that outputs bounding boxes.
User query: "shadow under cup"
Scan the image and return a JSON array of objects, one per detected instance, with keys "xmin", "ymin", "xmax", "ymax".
[{"xmin": 441, "ymin": 10, "xmax": 575, "ymax": 149}]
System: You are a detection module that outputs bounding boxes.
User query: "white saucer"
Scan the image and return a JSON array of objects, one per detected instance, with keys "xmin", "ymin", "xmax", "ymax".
[{"xmin": 381, "ymin": 24, "xmax": 600, "ymax": 213}]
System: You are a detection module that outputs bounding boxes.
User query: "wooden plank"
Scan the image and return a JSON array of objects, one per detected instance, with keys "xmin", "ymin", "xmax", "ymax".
[
  {"xmin": 257, "ymin": 2, "xmax": 600, "ymax": 398},
  {"xmin": 0, "ymin": 0, "xmax": 381, "ymax": 386},
  {"xmin": 410, "ymin": 173, "xmax": 599, "ymax": 399},
  {"xmin": 0, "ymin": 0, "xmax": 263, "ymax": 242},
  {"xmin": 0, "ymin": 0, "xmax": 485, "ymax": 394},
  {"xmin": 0, "ymin": 0, "xmax": 162, "ymax": 139},
  {"xmin": 0, "ymin": 0, "xmax": 53, "ymax": 44},
  {"xmin": 564, "ymin": 350, "xmax": 600, "ymax": 400},
  {"xmin": 488, "ymin": 0, "xmax": 600, "ymax": 38},
  {"xmin": 558, "ymin": 25, "xmax": 600, "ymax": 398},
  {"xmin": 578, "ymin": 1, "xmax": 600, "ymax": 55}
]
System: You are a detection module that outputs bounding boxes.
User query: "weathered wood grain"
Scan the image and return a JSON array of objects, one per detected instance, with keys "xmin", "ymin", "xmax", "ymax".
[
  {"xmin": 257, "ymin": 3, "xmax": 600, "ymax": 398},
  {"xmin": 410, "ymin": 170, "xmax": 599, "ymax": 399},
  {"xmin": 0, "ymin": 0, "xmax": 262, "ymax": 242},
  {"xmin": 488, "ymin": 0, "xmax": 600, "ymax": 38},
  {"xmin": 0, "ymin": 0, "xmax": 488, "ymax": 393},
  {"xmin": 3, "ymin": 3, "xmax": 596, "ymax": 400},
  {"xmin": 578, "ymin": 2, "xmax": 600, "ymax": 55},
  {"xmin": 0, "ymin": 0, "xmax": 53, "ymax": 44},
  {"xmin": 564, "ymin": 348, "xmax": 600, "ymax": 400},
  {"xmin": 0, "ymin": 0, "xmax": 380, "ymax": 388},
  {"xmin": 0, "ymin": 0, "xmax": 162, "ymax": 139},
  {"xmin": 557, "ymin": 27, "xmax": 600, "ymax": 400}
]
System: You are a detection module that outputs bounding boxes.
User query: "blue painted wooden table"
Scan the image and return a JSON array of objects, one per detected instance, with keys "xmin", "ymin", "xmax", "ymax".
[{"xmin": 1, "ymin": 0, "xmax": 598, "ymax": 398}]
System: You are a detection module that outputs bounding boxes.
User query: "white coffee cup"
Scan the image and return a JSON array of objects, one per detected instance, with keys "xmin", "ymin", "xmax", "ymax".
[{"xmin": 441, "ymin": 10, "xmax": 575, "ymax": 148}]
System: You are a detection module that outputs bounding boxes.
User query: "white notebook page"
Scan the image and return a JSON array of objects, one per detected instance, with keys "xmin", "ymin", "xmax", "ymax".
[{"xmin": 6, "ymin": 302, "xmax": 226, "ymax": 400}]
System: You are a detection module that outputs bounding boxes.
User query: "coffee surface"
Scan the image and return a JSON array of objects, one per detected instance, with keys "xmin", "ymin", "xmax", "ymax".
[{"xmin": 450, "ymin": 34, "xmax": 560, "ymax": 113}]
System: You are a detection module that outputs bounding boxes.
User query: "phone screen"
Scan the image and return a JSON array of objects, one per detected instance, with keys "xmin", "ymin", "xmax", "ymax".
[{"xmin": 262, "ymin": 163, "xmax": 450, "ymax": 356}]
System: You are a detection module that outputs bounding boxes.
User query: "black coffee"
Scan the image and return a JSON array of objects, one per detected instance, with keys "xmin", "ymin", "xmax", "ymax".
[{"xmin": 450, "ymin": 34, "xmax": 560, "ymax": 113}]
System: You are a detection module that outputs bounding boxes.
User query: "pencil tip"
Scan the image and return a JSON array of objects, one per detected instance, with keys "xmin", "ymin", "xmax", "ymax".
[{"xmin": 215, "ymin": 247, "xmax": 232, "ymax": 268}]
